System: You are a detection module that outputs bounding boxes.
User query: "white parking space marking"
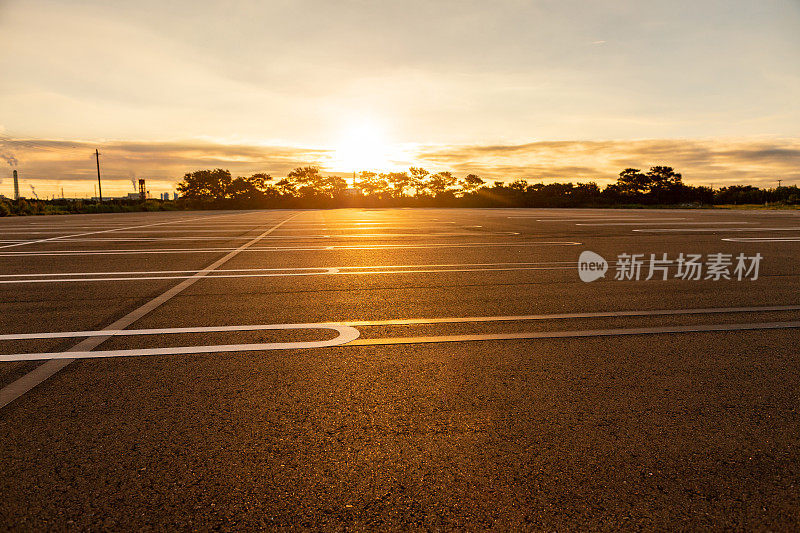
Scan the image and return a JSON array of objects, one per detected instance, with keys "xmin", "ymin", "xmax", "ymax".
[
  {"xmin": 0, "ymin": 212, "xmax": 264, "ymax": 250},
  {"xmin": 0, "ymin": 324, "xmax": 360, "ymax": 362},
  {"xmin": 4, "ymin": 310, "xmax": 799, "ymax": 360},
  {"xmin": 722, "ymin": 237, "xmax": 800, "ymax": 242},
  {"xmin": 0, "ymin": 226, "xmax": 464, "ymax": 234},
  {"xmin": 537, "ymin": 218, "xmax": 688, "ymax": 222},
  {"xmin": 3, "ymin": 304, "xmax": 796, "ymax": 341},
  {"xmin": 341, "ymin": 304, "xmax": 800, "ymax": 326},
  {"xmin": 0, "ymin": 241, "xmax": 582, "ymax": 257},
  {"xmin": 508, "ymin": 215, "xmax": 640, "ymax": 219},
  {"xmin": 349, "ymin": 321, "xmax": 800, "ymax": 346},
  {"xmin": 0, "ymin": 232, "xmax": 522, "ymax": 243},
  {"xmin": 0, "ymin": 213, "xmax": 299, "ymax": 409},
  {"xmin": 0, "ymin": 262, "xmax": 579, "ymax": 284},
  {"xmin": 578, "ymin": 221, "xmax": 753, "ymax": 226},
  {"xmin": 634, "ymin": 227, "xmax": 800, "ymax": 232},
  {"xmin": 0, "ymin": 261, "xmax": 577, "ymax": 278}
]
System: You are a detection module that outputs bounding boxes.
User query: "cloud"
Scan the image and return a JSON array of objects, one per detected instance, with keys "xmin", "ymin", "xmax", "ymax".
[
  {"xmin": 2, "ymin": 137, "xmax": 799, "ymax": 197},
  {"xmin": 414, "ymin": 139, "xmax": 800, "ymax": 186}
]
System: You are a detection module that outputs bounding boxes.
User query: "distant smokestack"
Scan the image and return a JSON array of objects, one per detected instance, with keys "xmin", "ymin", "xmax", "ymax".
[{"xmin": 13, "ymin": 169, "xmax": 19, "ymax": 200}]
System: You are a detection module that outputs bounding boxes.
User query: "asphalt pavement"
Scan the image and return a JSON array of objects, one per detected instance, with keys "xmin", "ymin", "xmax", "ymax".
[{"xmin": 1, "ymin": 207, "xmax": 799, "ymax": 530}]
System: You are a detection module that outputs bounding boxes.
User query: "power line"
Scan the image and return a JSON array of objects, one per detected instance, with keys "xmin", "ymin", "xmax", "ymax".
[{"xmin": 0, "ymin": 134, "xmax": 83, "ymax": 154}]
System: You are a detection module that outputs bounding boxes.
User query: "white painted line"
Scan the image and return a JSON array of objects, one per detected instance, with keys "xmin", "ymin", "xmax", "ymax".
[
  {"xmin": 348, "ymin": 321, "xmax": 800, "ymax": 346},
  {"xmin": 0, "ymin": 226, "xmax": 463, "ymax": 234},
  {"xmin": 14, "ymin": 232, "xmax": 515, "ymax": 242},
  {"xmin": 340, "ymin": 304, "xmax": 800, "ymax": 327},
  {"xmin": 0, "ymin": 263, "xmax": 578, "ymax": 284},
  {"xmin": 722, "ymin": 237, "xmax": 800, "ymax": 242},
  {"xmin": 634, "ymin": 227, "xmax": 800, "ymax": 233},
  {"xmin": 0, "ymin": 241, "xmax": 582, "ymax": 257},
  {"xmin": 0, "ymin": 213, "xmax": 300, "ymax": 409},
  {"xmin": 536, "ymin": 218, "xmax": 687, "ymax": 222},
  {"xmin": 0, "ymin": 324, "xmax": 360, "ymax": 362},
  {"xmin": 8, "ymin": 318, "xmax": 793, "ymax": 358},
  {"xmin": 3, "ymin": 304, "xmax": 797, "ymax": 341},
  {"xmin": 0, "ymin": 212, "xmax": 258, "ymax": 250},
  {"xmin": 0, "ymin": 261, "xmax": 576, "ymax": 278},
  {"xmin": 508, "ymin": 215, "xmax": 639, "ymax": 219},
  {"xmin": 577, "ymin": 221, "xmax": 753, "ymax": 226}
]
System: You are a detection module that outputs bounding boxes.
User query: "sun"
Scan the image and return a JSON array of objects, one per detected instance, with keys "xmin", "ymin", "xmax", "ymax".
[{"xmin": 330, "ymin": 121, "xmax": 396, "ymax": 172}]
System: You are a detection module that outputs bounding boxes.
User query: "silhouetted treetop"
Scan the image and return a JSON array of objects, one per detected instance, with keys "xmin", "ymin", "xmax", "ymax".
[{"xmin": 173, "ymin": 164, "xmax": 794, "ymax": 209}]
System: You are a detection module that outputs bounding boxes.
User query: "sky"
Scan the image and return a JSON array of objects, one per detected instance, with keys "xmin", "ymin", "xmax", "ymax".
[{"xmin": 1, "ymin": 0, "xmax": 799, "ymax": 197}]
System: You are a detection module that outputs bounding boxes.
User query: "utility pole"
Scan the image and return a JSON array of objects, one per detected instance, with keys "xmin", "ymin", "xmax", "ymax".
[{"xmin": 95, "ymin": 149, "xmax": 103, "ymax": 202}]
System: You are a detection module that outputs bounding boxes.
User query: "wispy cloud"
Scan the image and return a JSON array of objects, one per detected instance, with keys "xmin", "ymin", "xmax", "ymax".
[
  {"xmin": 414, "ymin": 139, "xmax": 800, "ymax": 186},
  {"xmin": 0, "ymin": 138, "xmax": 331, "ymax": 195}
]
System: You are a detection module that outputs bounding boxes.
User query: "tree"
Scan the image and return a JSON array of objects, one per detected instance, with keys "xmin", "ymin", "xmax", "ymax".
[
  {"xmin": 287, "ymin": 166, "xmax": 321, "ymax": 185},
  {"xmin": 616, "ymin": 168, "xmax": 649, "ymax": 197},
  {"xmin": 459, "ymin": 174, "xmax": 485, "ymax": 195},
  {"xmin": 274, "ymin": 178, "xmax": 296, "ymax": 196},
  {"xmin": 646, "ymin": 166, "xmax": 682, "ymax": 188},
  {"xmin": 228, "ymin": 177, "xmax": 260, "ymax": 201},
  {"xmin": 322, "ymin": 175, "xmax": 348, "ymax": 198},
  {"xmin": 427, "ymin": 171, "xmax": 457, "ymax": 195},
  {"xmin": 358, "ymin": 171, "xmax": 389, "ymax": 198},
  {"xmin": 227, "ymin": 173, "xmax": 274, "ymax": 201},
  {"xmin": 177, "ymin": 168, "xmax": 232, "ymax": 200},
  {"xmin": 384, "ymin": 172, "xmax": 411, "ymax": 198},
  {"xmin": 409, "ymin": 167, "xmax": 430, "ymax": 195},
  {"xmin": 288, "ymin": 166, "xmax": 324, "ymax": 198},
  {"xmin": 509, "ymin": 179, "xmax": 529, "ymax": 193},
  {"xmin": 573, "ymin": 182, "xmax": 602, "ymax": 204},
  {"xmin": 645, "ymin": 166, "xmax": 684, "ymax": 203},
  {"xmin": 247, "ymin": 173, "xmax": 273, "ymax": 189}
]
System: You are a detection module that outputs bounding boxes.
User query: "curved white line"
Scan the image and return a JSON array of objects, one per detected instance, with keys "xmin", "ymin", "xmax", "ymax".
[{"xmin": 0, "ymin": 324, "xmax": 361, "ymax": 362}]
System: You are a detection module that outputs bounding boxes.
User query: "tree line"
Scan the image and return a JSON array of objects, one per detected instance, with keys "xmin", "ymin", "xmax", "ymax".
[
  {"xmin": 2, "ymin": 166, "xmax": 795, "ymax": 216},
  {"xmin": 175, "ymin": 166, "xmax": 799, "ymax": 208}
]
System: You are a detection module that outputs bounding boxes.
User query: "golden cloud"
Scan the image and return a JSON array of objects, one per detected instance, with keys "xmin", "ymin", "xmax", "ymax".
[{"xmin": 2, "ymin": 137, "xmax": 798, "ymax": 197}]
